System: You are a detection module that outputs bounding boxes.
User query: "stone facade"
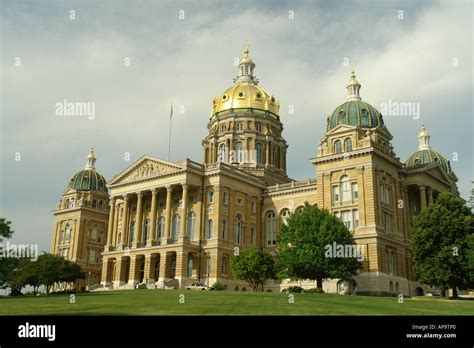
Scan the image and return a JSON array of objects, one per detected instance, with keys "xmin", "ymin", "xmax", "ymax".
[{"xmin": 51, "ymin": 47, "xmax": 458, "ymax": 296}]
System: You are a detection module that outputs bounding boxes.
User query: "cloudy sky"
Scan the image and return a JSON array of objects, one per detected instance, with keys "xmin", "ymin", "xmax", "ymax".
[{"xmin": 1, "ymin": 0, "xmax": 472, "ymax": 252}]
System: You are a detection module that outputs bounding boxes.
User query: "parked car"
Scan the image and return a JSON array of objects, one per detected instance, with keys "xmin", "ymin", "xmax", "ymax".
[{"xmin": 186, "ymin": 282, "xmax": 214, "ymax": 291}]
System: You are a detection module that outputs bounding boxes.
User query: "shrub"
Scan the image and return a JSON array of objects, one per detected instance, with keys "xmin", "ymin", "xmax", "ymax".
[
  {"xmin": 303, "ymin": 288, "xmax": 325, "ymax": 294},
  {"xmin": 287, "ymin": 286, "xmax": 303, "ymax": 293},
  {"xmin": 212, "ymin": 282, "xmax": 225, "ymax": 291}
]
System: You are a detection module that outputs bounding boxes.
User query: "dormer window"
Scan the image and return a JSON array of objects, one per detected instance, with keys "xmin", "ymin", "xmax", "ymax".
[
  {"xmin": 222, "ymin": 94, "xmax": 227, "ymax": 100},
  {"xmin": 256, "ymin": 93, "xmax": 262, "ymax": 99},
  {"xmin": 238, "ymin": 92, "xmax": 244, "ymax": 98}
]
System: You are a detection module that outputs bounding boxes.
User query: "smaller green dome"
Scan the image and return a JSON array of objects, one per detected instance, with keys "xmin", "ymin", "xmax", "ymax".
[
  {"xmin": 327, "ymin": 100, "xmax": 384, "ymax": 131},
  {"xmin": 405, "ymin": 124, "xmax": 452, "ymax": 174},
  {"xmin": 67, "ymin": 147, "xmax": 108, "ymax": 193},
  {"xmin": 405, "ymin": 149, "xmax": 451, "ymax": 173},
  {"xmin": 68, "ymin": 169, "xmax": 107, "ymax": 192}
]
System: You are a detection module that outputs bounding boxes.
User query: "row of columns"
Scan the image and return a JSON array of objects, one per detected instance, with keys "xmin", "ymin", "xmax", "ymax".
[
  {"xmin": 418, "ymin": 184, "xmax": 434, "ymax": 210},
  {"xmin": 105, "ymin": 183, "xmax": 190, "ymax": 251}
]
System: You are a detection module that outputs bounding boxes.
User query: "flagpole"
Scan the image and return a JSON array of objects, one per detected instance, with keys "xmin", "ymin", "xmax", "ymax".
[{"xmin": 168, "ymin": 103, "xmax": 173, "ymax": 161}]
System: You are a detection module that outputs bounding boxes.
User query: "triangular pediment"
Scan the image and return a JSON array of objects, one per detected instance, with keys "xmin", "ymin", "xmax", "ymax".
[{"xmin": 108, "ymin": 155, "xmax": 185, "ymax": 186}]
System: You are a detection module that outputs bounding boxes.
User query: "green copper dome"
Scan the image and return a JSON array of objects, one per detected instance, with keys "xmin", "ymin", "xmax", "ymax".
[
  {"xmin": 68, "ymin": 168, "xmax": 107, "ymax": 192},
  {"xmin": 405, "ymin": 124, "xmax": 452, "ymax": 173},
  {"xmin": 67, "ymin": 147, "xmax": 108, "ymax": 193},
  {"xmin": 406, "ymin": 149, "xmax": 451, "ymax": 173},
  {"xmin": 326, "ymin": 68, "xmax": 384, "ymax": 131},
  {"xmin": 327, "ymin": 100, "xmax": 384, "ymax": 131}
]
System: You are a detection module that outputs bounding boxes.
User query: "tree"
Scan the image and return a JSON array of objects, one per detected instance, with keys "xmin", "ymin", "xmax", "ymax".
[
  {"xmin": 0, "ymin": 217, "xmax": 16, "ymax": 292},
  {"xmin": 9, "ymin": 258, "xmax": 41, "ymax": 295},
  {"xmin": 411, "ymin": 192, "xmax": 474, "ymax": 299},
  {"xmin": 0, "ymin": 218, "xmax": 14, "ymax": 238},
  {"xmin": 277, "ymin": 203, "xmax": 361, "ymax": 290},
  {"xmin": 58, "ymin": 258, "xmax": 85, "ymax": 288},
  {"xmin": 37, "ymin": 253, "xmax": 65, "ymax": 293},
  {"xmin": 231, "ymin": 247, "xmax": 275, "ymax": 291}
]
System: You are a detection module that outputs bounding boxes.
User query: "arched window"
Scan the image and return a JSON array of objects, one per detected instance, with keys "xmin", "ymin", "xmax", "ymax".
[
  {"xmin": 143, "ymin": 218, "xmax": 150, "ymax": 242},
  {"xmin": 344, "ymin": 138, "xmax": 352, "ymax": 152},
  {"xmin": 395, "ymin": 282, "xmax": 399, "ymax": 295},
  {"xmin": 389, "ymin": 281, "xmax": 394, "ymax": 295},
  {"xmin": 187, "ymin": 212, "xmax": 196, "ymax": 240},
  {"xmin": 235, "ymin": 142, "xmax": 243, "ymax": 163},
  {"xmin": 221, "ymin": 123, "xmax": 227, "ymax": 133},
  {"xmin": 221, "ymin": 255, "xmax": 227, "ymax": 275},
  {"xmin": 234, "ymin": 214, "xmax": 242, "ymax": 245},
  {"xmin": 90, "ymin": 226, "xmax": 98, "ymax": 243},
  {"xmin": 334, "ymin": 140, "xmax": 342, "ymax": 154},
  {"xmin": 281, "ymin": 209, "xmax": 291, "ymax": 225},
  {"xmin": 69, "ymin": 198, "xmax": 75, "ymax": 208},
  {"xmin": 218, "ymin": 143, "xmax": 226, "ymax": 163},
  {"xmin": 170, "ymin": 258, "xmax": 176, "ymax": 278},
  {"xmin": 266, "ymin": 211, "xmax": 276, "ymax": 246},
  {"xmin": 98, "ymin": 200, "xmax": 103, "ymax": 209},
  {"xmin": 171, "ymin": 214, "xmax": 180, "ymax": 242},
  {"xmin": 206, "ymin": 219, "xmax": 213, "ymax": 239},
  {"xmin": 92, "ymin": 199, "xmax": 97, "ymax": 208},
  {"xmin": 236, "ymin": 122, "xmax": 243, "ymax": 131},
  {"xmin": 187, "ymin": 255, "xmax": 193, "ymax": 277},
  {"xmin": 65, "ymin": 223, "xmax": 71, "ymax": 242},
  {"xmin": 341, "ymin": 176, "xmax": 350, "ymax": 201},
  {"xmin": 157, "ymin": 216, "xmax": 165, "ymax": 240},
  {"xmin": 256, "ymin": 142, "xmax": 264, "ymax": 164},
  {"xmin": 65, "ymin": 198, "xmax": 70, "ymax": 208}
]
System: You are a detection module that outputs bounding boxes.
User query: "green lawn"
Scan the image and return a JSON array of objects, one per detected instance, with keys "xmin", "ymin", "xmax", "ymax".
[{"xmin": 0, "ymin": 290, "xmax": 473, "ymax": 315}]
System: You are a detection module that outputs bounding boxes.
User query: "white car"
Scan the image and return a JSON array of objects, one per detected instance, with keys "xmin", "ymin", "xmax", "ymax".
[{"xmin": 185, "ymin": 282, "xmax": 214, "ymax": 291}]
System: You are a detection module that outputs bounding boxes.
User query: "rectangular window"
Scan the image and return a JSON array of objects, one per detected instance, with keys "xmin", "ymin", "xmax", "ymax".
[
  {"xmin": 251, "ymin": 227, "xmax": 256, "ymax": 245},
  {"xmin": 386, "ymin": 187, "xmax": 391, "ymax": 205},
  {"xmin": 208, "ymin": 191, "xmax": 214, "ymax": 203},
  {"xmin": 383, "ymin": 212, "xmax": 392, "ymax": 233},
  {"xmin": 342, "ymin": 181, "xmax": 350, "ymax": 201},
  {"xmin": 221, "ymin": 219, "xmax": 227, "ymax": 240},
  {"xmin": 158, "ymin": 201, "xmax": 166, "ymax": 208},
  {"xmin": 353, "ymin": 209, "xmax": 359, "ymax": 229},
  {"xmin": 380, "ymin": 183, "xmax": 385, "ymax": 203},
  {"xmin": 334, "ymin": 211, "xmax": 340, "ymax": 219},
  {"xmin": 333, "ymin": 186, "xmax": 340, "ymax": 203},
  {"xmin": 352, "ymin": 183, "xmax": 359, "ymax": 200},
  {"xmin": 342, "ymin": 210, "xmax": 351, "ymax": 230},
  {"xmin": 251, "ymin": 201, "xmax": 256, "ymax": 213},
  {"xmin": 236, "ymin": 197, "xmax": 243, "ymax": 205},
  {"xmin": 223, "ymin": 192, "xmax": 228, "ymax": 204},
  {"xmin": 256, "ymin": 122, "xmax": 262, "ymax": 132}
]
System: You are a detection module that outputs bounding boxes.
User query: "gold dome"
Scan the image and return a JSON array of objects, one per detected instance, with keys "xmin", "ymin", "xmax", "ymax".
[
  {"xmin": 212, "ymin": 82, "xmax": 280, "ymax": 117},
  {"xmin": 211, "ymin": 43, "xmax": 280, "ymax": 118}
]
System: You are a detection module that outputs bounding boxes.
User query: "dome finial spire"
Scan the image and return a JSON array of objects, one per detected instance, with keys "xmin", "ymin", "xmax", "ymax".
[
  {"xmin": 346, "ymin": 66, "xmax": 361, "ymax": 101},
  {"xmin": 235, "ymin": 41, "xmax": 256, "ymax": 84},
  {"xmin": 243, "ymin": 40, "xmax": 250, "ymax": 56},
  {"xmin": 85, "ymin": 146, "xmax": 96, "ymax": 169},
  {"xmin": 418, "ymin": 120, "xmax": 431, "ymax": 150}
]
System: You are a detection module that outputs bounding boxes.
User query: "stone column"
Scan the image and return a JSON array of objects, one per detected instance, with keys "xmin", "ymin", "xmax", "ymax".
[
  {"xmin": 143, "ymin": 254, "xmax": 153, "ymax": 285},
  {"xmin": 132, "ymin": 192, "xmax": 143, "ymax": 248},
  {"xmin": 427, "ymin": 187, "xmax": 434, "ymax": 206},
  {"xmin": 114, "ymin": 257, "xmax": 125, "ymax": 287},
  {"xmin": 163, "ymin": 186, "xmax": 173, "ymax": 244},
  {"xmin": 418, "ymin": 185, "xmax": 427, "ymax": 210},
  {"xmin": 128, "ymin": 255, "xmax": 140, "ymax": 286},
  {"xmin": 119, "ymin": 195, "xmax": 129, "ymax": 249},
  {"xmin": 148, "ymin": 189, "xmax": 158, "ymax": 246},
  {"xmin": 158, "ymin": 252, "xmax": 168, "ymax": 283},
  {"xmin": 179, "ymin": 183, "xmax": 189, "ymax": 241},
  {"xmin": 101, "ymin": 258, "xmax": 110, "ymax": 286},
  {"xmin": 111, "ymin": 204, "xmax": 119, "ymax": 247},
  {"xmin": 105, "ymin": 197, "xmax": 115, "ymax": 251}
]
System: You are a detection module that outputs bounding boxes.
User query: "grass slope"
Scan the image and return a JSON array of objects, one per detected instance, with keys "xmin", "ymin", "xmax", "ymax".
[{"xmin": 0, "ymin": 290, "xmax": 473, "ymax": 316}]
